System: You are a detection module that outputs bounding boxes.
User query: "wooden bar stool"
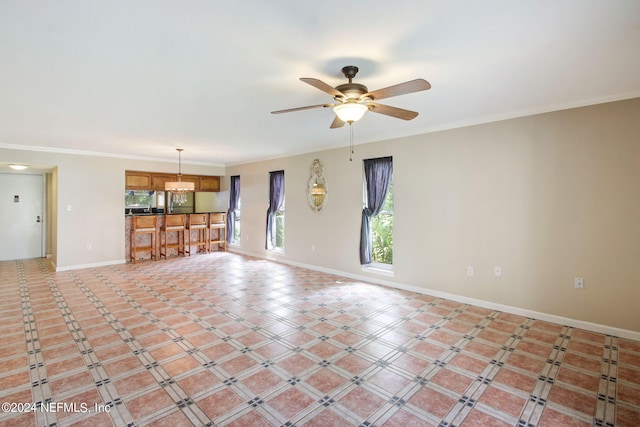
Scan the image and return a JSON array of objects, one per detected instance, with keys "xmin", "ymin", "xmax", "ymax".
[
  {"xmin": 208, "ymin": 212, "xmax": 227, "ymax": 252},
  {"xmin": 186, "ymin": 213, "xmax": 208, "ymax": 255},
  {"xmin": 160, "ymin": 214, "xmax": 186, "ymax": 259},
  {"xmin": 130, "ymin": 215, "xmax": 157, "ymax": 263}
]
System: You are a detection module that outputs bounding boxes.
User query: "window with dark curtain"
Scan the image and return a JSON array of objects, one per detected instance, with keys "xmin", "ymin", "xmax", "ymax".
[
  {"xmin": 227, "ymin": 175, "xmax": 240, "ymax": 243},
  {"xmin": 266, "ymin": 170, "xmax": 285, "ymax": 250},
  {"xmin": 360, "ymin": 156, "xmax": 393, "ymax": 264}
]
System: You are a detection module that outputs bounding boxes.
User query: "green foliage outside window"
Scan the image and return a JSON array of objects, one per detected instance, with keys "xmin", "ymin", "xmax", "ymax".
[
  {"xmin": 275, "ymin": 210, "xmax": 285, "ymax": 249},
  {"xmin": 371, "ymin": 183, "xmax": 393, "ymax": 264},
  {"xmin": 233, "ymin": 198, "xmax": 241, "ymax": 243},
  {"xmin": 125, "ymin": 191, "xmax": 154, "ymax": 207},
  {"xmin": 233, "ymin": 211, "xmax": 241, "ymax": 242}
]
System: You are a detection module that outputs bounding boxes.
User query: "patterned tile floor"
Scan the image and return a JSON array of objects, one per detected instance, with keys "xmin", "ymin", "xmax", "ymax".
[{"xmin": 0, "ymin": 254, "xmax": 639, "ymax": 426}]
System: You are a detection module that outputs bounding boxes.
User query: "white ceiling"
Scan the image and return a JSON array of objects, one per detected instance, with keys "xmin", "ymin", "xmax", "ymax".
[{"xmin": 1, "ymin": 0, "xmax": 639, "ymax": 167}]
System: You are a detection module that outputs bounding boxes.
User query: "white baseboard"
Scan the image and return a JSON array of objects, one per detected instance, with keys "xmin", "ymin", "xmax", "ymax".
[
  {"xmin": 229, "ymin": 247, "xmax": 640, "ymax": 342},
  {"xmin": 55, "ymin": 259, "xmax": 126, "ymax": 272}
]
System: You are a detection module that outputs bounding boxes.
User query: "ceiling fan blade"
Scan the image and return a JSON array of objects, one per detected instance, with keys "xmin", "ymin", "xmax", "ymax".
[
  {"xmin": 363, "ymin": 79, "xmax": 431, "ymax": 101},
  {"xmin": 300, "ymin": 78, "xmax": 346, "ymax": 99},
  {"xmin": 330, "ymin": 115, "xmax": 345, "ymax": 129},
  {"xmin": 271, "ymin": 104, "xmax": 333, "ymax": 114},
  {"xmin": 367, "ymin": 102, "xmax": 419, "ymax": 120}
]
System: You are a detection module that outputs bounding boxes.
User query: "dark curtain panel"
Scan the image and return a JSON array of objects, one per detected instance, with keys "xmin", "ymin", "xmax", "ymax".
[
  {"xmin": 265, "ymin": 170, "xmax": 285, "ymax": 250},
  {"xmin": 227, "ymin": 175, "xmax": 240, "ymax": 243},
  {"xmin": 360, "ymin": 156, "xmax": 393, "ymax": 264}
]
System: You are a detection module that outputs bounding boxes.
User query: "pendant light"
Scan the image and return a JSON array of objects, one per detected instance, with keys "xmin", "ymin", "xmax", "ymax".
[{"xmin": 165, "ymin": 148, "xmax": 194, "ymax": 204}]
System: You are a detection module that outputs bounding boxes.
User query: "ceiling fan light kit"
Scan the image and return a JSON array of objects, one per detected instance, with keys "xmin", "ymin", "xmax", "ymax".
[
  {"xmin": 272, "ymin": 65, "xmax": 431, "ymax": 128},
  {"xmin": 333, "ymin": 101, "xmax": 368, "ymax": 123}
]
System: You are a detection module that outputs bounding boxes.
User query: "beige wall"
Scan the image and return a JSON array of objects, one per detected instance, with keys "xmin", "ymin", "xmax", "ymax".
[
  {"xmin": 195, "ymin": 191, "xmax": 228, "ymax": 213},
  {"xmin": 226, "ymin": 98, "xmax": 640, "ymax": 334}
]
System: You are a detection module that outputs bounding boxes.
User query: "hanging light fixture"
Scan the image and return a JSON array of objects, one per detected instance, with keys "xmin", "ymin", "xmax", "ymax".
[
  {"xmin": 334, "ymin": 101, "xmax": 368, "ymax": 162},
  {"xmin": 333, "ymin": 101, "xmax": 368, "ymax": 162},
  {"xmin": 333, "ymin": 100, "xmax": 368, "ymax": 123},
  {"xmin": 165, "ymin": 148, "xmax": 194, "ymax": 204}
]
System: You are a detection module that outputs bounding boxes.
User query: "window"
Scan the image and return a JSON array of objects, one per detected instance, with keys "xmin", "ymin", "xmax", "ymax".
[
  {"xmin": 266, "ymin": 170, "xmax": 285, "ymax": 251},
  {"xmin": 125, "ymin": 190, "xmax": 154, "ymax": 208},
  {"xmin": 371, "ymin": 181, "xmax": 393, "ymax": 264},
  {"xmin": 275, "ymin": 198, "xmax": 285, "ymax": 250},
  {"xmin": 227, "ymin": 175, "xmax": 240, "ymax": 244},
  {"xmin": 360, "ymin": 156, "xmax": 393, "ymax": 266},
  {"xmin": 233, "ymin": 198, "xmax": 241, "ymax": 243}
]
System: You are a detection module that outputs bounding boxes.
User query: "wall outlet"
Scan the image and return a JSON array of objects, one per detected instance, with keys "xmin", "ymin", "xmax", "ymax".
[
  {"xmin": 494, "ymin": 266, "xmax": 502, "ymax": 277},
  {"xmin": 311, "ymin": 244, "xmax": 316, "ymax": 252},
  {"xmin": 86, "ymin": 243, "xmax": 92, "ymax": 250},
  {"xmin": 574, "ymin": 277, "xmax": 584, "ymax": 289},
  {"xmin": 466, "ymin": 266, "xmax": 474, "ymax": 277}
]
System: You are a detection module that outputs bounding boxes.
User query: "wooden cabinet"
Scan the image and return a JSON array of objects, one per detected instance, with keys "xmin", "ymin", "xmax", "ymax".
[
  {"xmin": 181, "ymin": 175, "xmax": 201, "ymax": 191},
  {"xmin": 199, "ymin": 175, "xmax": 220, "ymax": 192},
  {"xmin": 151, "ymin": 174, "xmax": 178, "ymax": 191},
  {"xmin": 126, "ymin": 171, "xmax": 220, "ymax": 192},
  {"xmin": 125, "ymin": 171, "xmax": 152, "ymax": 190}
]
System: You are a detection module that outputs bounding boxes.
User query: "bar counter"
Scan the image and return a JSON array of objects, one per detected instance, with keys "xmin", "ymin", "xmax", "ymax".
[{"xmin": 126, "ymin": 213, "xmax": 226, "ymax": 262}]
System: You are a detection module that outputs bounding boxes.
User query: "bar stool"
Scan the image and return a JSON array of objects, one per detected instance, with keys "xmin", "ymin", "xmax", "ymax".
[
  {"xmin": 160, "ymin": 214, "xmax": 186, "ymax": 259},
  {"xmin": 130, "ymin": 215, "xmax": 157, "ymax": 263},
  {"xmin": 208, "ymin": 212, "xmax": 227, "ymax": 252},
  {"xmin": 186, "ymin": 213, "xmax": 208, "ymax": 255}
]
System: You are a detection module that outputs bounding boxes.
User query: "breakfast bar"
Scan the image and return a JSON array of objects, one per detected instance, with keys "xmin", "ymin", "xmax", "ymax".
[
  {"xmin": 125, "ymin": 170, "xmax": 225, "ymax": 262},
  {"xmin": 126, "ymin": 212, "xmax": 227, "ymax": 263}
]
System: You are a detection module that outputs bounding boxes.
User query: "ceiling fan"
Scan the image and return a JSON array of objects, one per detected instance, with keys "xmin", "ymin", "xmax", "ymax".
[{"xmin": 271, "ymin": 65, "xmax": 431, "ymax": 128}]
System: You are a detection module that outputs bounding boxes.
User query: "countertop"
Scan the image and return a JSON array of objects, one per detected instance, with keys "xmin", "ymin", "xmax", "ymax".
[{"xmin": 125, "ymin": 211, "xmax": 225, "ymax": 217}]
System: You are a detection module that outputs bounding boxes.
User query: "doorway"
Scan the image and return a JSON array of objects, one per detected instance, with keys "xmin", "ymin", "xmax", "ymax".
[{"xmin": 0, "ymin": 173, "xmax": 44, "ymax": 260}]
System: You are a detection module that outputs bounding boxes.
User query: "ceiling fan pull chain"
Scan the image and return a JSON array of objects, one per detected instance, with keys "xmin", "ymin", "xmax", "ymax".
[{"xmin": 349, "ymin": 123, "xmax": 354, "ymax": 162}]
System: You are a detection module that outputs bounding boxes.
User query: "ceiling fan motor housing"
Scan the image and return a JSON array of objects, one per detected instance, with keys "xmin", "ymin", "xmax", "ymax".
[
  {"xmin": 336, "ymin": 65, "xmax": 370, "ymax": 101},
  {"xmin": 334, "ymin": 83, "xmax": 369, "ymax": 101}
]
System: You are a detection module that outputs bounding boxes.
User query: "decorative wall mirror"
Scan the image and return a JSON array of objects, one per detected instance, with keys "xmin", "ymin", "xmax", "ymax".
[{"xmin": 307, "ymin": 159, "xmax": 327, "ymax": 212}]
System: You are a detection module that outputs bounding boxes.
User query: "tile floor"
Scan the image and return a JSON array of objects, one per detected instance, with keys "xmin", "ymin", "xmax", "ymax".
[{"xmin": 0, "ymin": 254, "xmax": 638, "ymax": 426}]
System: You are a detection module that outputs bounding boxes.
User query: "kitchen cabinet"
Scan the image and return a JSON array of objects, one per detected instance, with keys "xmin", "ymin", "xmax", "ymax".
[
  {"xmin": 151, "ymin": 174, "xmax": 178, "ymax": 191},
  {"xmin": 199, "ymin": 175, "xmax": 220, "ymax": 192},
  {"xmin": 125, "ymin": 171, "xmax": 152, "ymax": 190},
  {"xmin": 181, "ymin": 175, "xmax": 201, "ymax": 191},
  {"xmin": 125, "ymin": 171, "xmax": 220, "ymax": 192}
]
